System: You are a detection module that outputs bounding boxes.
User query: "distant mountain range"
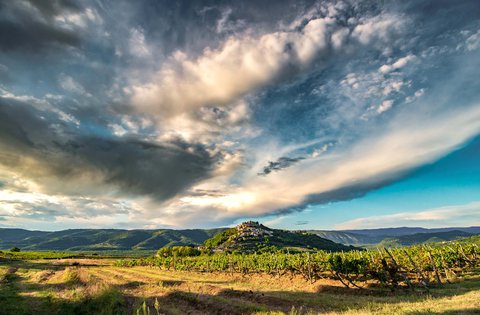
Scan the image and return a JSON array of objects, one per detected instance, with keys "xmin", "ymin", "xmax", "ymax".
[
  {"xmin": 0, "ymin": 228, "xmax": 225, "ymax": 251},
  {"xmin": 309, "ymin": 227, "xmax": 480, "ymax": 247},
  {"xmin": 0, "ymin": 226, "xmax": 479, "ymax": 251}
]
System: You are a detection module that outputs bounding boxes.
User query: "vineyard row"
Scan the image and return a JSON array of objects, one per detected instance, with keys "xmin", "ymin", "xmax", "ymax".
[{"xmin": 116, "ymin": 240, "xmax": 479, "ymax": 290}]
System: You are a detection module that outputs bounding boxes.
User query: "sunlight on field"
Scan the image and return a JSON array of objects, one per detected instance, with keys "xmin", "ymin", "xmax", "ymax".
[{"xmin": 0, "ymin": 258, "xmax": 479, "ymax": 314}]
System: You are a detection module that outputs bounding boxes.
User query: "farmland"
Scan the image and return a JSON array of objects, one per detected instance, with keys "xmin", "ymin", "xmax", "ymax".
[{"xmin": 1, "ymin": 238, "xmax": 480, "ymax": 314}]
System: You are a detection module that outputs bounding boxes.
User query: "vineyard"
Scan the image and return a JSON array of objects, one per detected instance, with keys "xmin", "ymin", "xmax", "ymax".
[
  {"xmin": 1, "ymin": 238, "xmax": 479, "ymax": 314},
  {"xmin": 116, "ymin": 236, "xmax": 480, "ymax": 291}
]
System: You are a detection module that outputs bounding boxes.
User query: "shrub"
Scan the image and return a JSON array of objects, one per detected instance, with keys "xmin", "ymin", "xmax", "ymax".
[{"xmin": 156, "ymin": 246, "xmax": 200, "ymax": 257}]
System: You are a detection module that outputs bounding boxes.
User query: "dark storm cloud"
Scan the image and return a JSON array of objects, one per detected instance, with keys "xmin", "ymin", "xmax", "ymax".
[
  {"xmin": 0, "ymin": 0, "xmax": 81, "ymax": 52},
  {"xmin": 271, "ymin": 172, "xmax": 415, "ymax": 217},
  {"xmin": 0, "ymin": 97, "xmax": 216, "ymax": 201},
  {"xmin": 304, "ymin": 178, "xmax": 403, "ymax": 205},
  {"xmin": 258, "ymin": 157, "xmax": 305, "ymax": 176},
  {"xmin": 64, "ymin": 137, "xmax": 215, "ymax": 200},
  {"xmin": 189, "ymin": 189, "xmax": 226, "ymax": 197}
]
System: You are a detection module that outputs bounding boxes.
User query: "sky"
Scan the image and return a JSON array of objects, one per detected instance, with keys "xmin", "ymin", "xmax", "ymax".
[{"xmin": 0, "ymin": 0, "xmax": 479, "ymax": 231}]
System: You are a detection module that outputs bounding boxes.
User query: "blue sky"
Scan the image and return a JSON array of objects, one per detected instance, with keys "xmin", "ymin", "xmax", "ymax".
[{"xmin": 0, "ymin": 0, "xmax": 479, "ymax": 230}]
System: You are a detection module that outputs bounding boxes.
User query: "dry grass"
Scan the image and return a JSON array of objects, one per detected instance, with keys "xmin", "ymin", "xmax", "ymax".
[
  {"xmin": 0, "ymin": 259, "xmax": 479, "ymax": 314},
  {"xmin": 0, "ymin": 265, "xmax": 8, "ymax": 281}
]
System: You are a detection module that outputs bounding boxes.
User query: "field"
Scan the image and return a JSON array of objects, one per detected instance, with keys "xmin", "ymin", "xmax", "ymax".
[{"xmin": 1, "ymin": 249, "xmax": 480, "ymax": 314}]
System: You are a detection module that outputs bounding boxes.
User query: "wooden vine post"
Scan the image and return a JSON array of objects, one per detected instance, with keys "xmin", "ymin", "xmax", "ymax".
[
  {"xmin": 403, "ymin": 249, "xmax": 429, "ymax": 290},
  {"xmin": 427, "ymin": 250, "xmax": 442, "ymax": 285},
  {"xmin": 384, "ymin": 248, "xmax": 414, "ymax": 290}
]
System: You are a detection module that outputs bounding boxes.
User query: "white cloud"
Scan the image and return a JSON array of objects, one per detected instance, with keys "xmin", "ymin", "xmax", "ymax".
[
  {"xmin": 131, "ymin": 17, "xmax": 333, "ymax": 118},
  {"xmin": 131, "ymin": 13, "xmax": 405, "ymax": 120},
  {"xmin": 55, "ymin": 7, "xmax": 103, "ymax": 30},
  {"xmin": 0, "ymin": 88, "xmax": 80, "ymax": 126},
  {"xmin": 109, "ymin": 124, "xmax": 128, "ymax": 136},
  {"xmin": 379, "ymin": 54, "xmax": 416, "ymax": 74},
  {"xmin": 406, "ymin": 88, "xmax": 425, "ymax": 103},
  {"xmin": 128, "ymin": 12, "xmax": 406, "ymax": 146},
  {"xmin": 466, "ymin": 30, "xmax": 480, "ymax": 51},
  {"xmin": 215, "ymin": 7, "xmax": 246, "ymax": 34},
  {"xmin": 383, "ymin": 80, "xmax": 404, "ymax": 95},
  {"xmin": 352, "ymin": 14, "xmax": 405, "ymax": 47},
  {"xmin": 331, "ymin": 27, "xmax": 350, "ymax": 49},
  {"xmin": 377, "ymin": 99, "xmax": 394, "ymax": 113},
  {"xmin": 129, "ymin": 28, "xmax": 151, "ymax": 57},
  {"xmin": 335, "ymin": 202, "xmax": 480, "ymax": 229},
  {"xmin": 59, "ymin": 74, "xmax": 88, "ymax": 96},
  {"xmin": 0, "ymin": 189, "xmax": 135, "ymax": 222}
]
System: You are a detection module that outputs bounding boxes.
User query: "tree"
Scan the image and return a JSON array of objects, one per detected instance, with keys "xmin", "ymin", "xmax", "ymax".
[
  {"xmin": 10, "ymin": 247, "xmax": 21, "ymax": 252},
  {"xmin": 156, "ymin": 246, "xmax": 200, "ymax": 257}
]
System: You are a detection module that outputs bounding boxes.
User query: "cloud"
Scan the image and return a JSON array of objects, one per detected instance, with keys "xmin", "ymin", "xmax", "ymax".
[
  {"xmin": 161, "ymin": 101, "xmax": 480, "ymax": 226},
  {"xmin": 258, "ymin": 157, "xmax": 305, "ymax": 176},
  {"xmin": 0, "ymin": 190, "xmax": 133, "ymax": 221},
  {"xmin": 379, "ymin": 54, "xmax": 417, "ymax": 74},
  {"xmin": 0, "ymin": 95, "xmax": 217, "ymax": 201},
  {"xmin": 128, "ymin": 28, "xmax": 151, "ymax": 57},
  {"xmin": 335, "ymin": 202, "xmax": 480, "ymax": 229},
  {"xmin": 131, "ymin": 10, "xmax": 405, "ymax": 121},
  {"xmin": 127, "ymin": 5, "xmax": 409, "ymax": 147},
  {"xmin": 377, "ymin": 99, "xmax": 394, "ymax": 113},
  {"xmin": 466, "ymin": 29, "xmax": 480, "ymax": 51},
  {"xmin": 59, "ymin": 74, "xmax": 88, "ymax": 95},
  {"xmin": 296, "ymin": 221, "xmax": 309, "ymax": 226},
  {"xmin": 1, "ymin": 0, "xmax": 480, "ymax": 229},
  {"xmin": 131, "ymin": 17, "xmax": 332, "ymax": 118},
  {"xmin": 351, "ymin": 14, "xmax": 405, "ymax": 48},
  {"xmin": 0, "ymin": 0, "xmax": 81, "ymax": 52}
]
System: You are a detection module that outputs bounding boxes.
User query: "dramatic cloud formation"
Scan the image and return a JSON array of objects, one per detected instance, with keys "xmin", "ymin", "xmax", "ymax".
[
  {"xmin": 0, "ymin": 95, "xmax": 216, "ymax": 200},
  {"xmin": 0, "ymin": 0, "xmax": 479, "ymax": 229}
]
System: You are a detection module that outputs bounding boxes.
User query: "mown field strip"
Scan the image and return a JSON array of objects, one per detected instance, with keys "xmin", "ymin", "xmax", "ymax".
[
  {"xmin": 119, "ymin": 266, "xmax": 320, "ymax": 313},
  {"xmin": 88, "ymin": 266, "xmax": 179, "ymax": 296},
  {"xmin": 118, "ymin": 267, "xmax": 181, "ymax": 280},
  {"xmin": 88, "ymin": 266, "xmax": 273, "ymax": 314},
  {"xmin": 86, "ymin": 267, "xmax": 133, "ymax": 286},
  {"xmin": 127, "ymin": 266, "xmax": 308, "ymax": 291},
  {"xmin": 97, "ymin": 267, "xmax": 162, "ymax": 283},
  {"xmin": 92, "ymin": 265, "xmax": 299, "ymax": 313}
]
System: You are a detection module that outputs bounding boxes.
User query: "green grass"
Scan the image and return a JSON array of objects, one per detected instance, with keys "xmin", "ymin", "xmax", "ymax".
[
  {"xmin": 0, "ymin": 266, "xmax": 29, "ymax": 314},
  {"xmin": 0, "ymin": 262, "xmax": 126, "ymax": 315}
]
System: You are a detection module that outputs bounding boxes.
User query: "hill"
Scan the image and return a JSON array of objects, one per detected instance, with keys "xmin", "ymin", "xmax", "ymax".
[
  {"xmin": 310, "ymin": 227, "xmax": 480, "ymax": 246},
  {"xmin": 0, "ymin": 228, "xmax": 226, "ymax": 251},
  {"xmin": 377, "ymin": 230, "xmax": 474, "ymax": 247},
  {"xmin": 203, "ymin": 221, "xmax": 354, "ymax": 252}
]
